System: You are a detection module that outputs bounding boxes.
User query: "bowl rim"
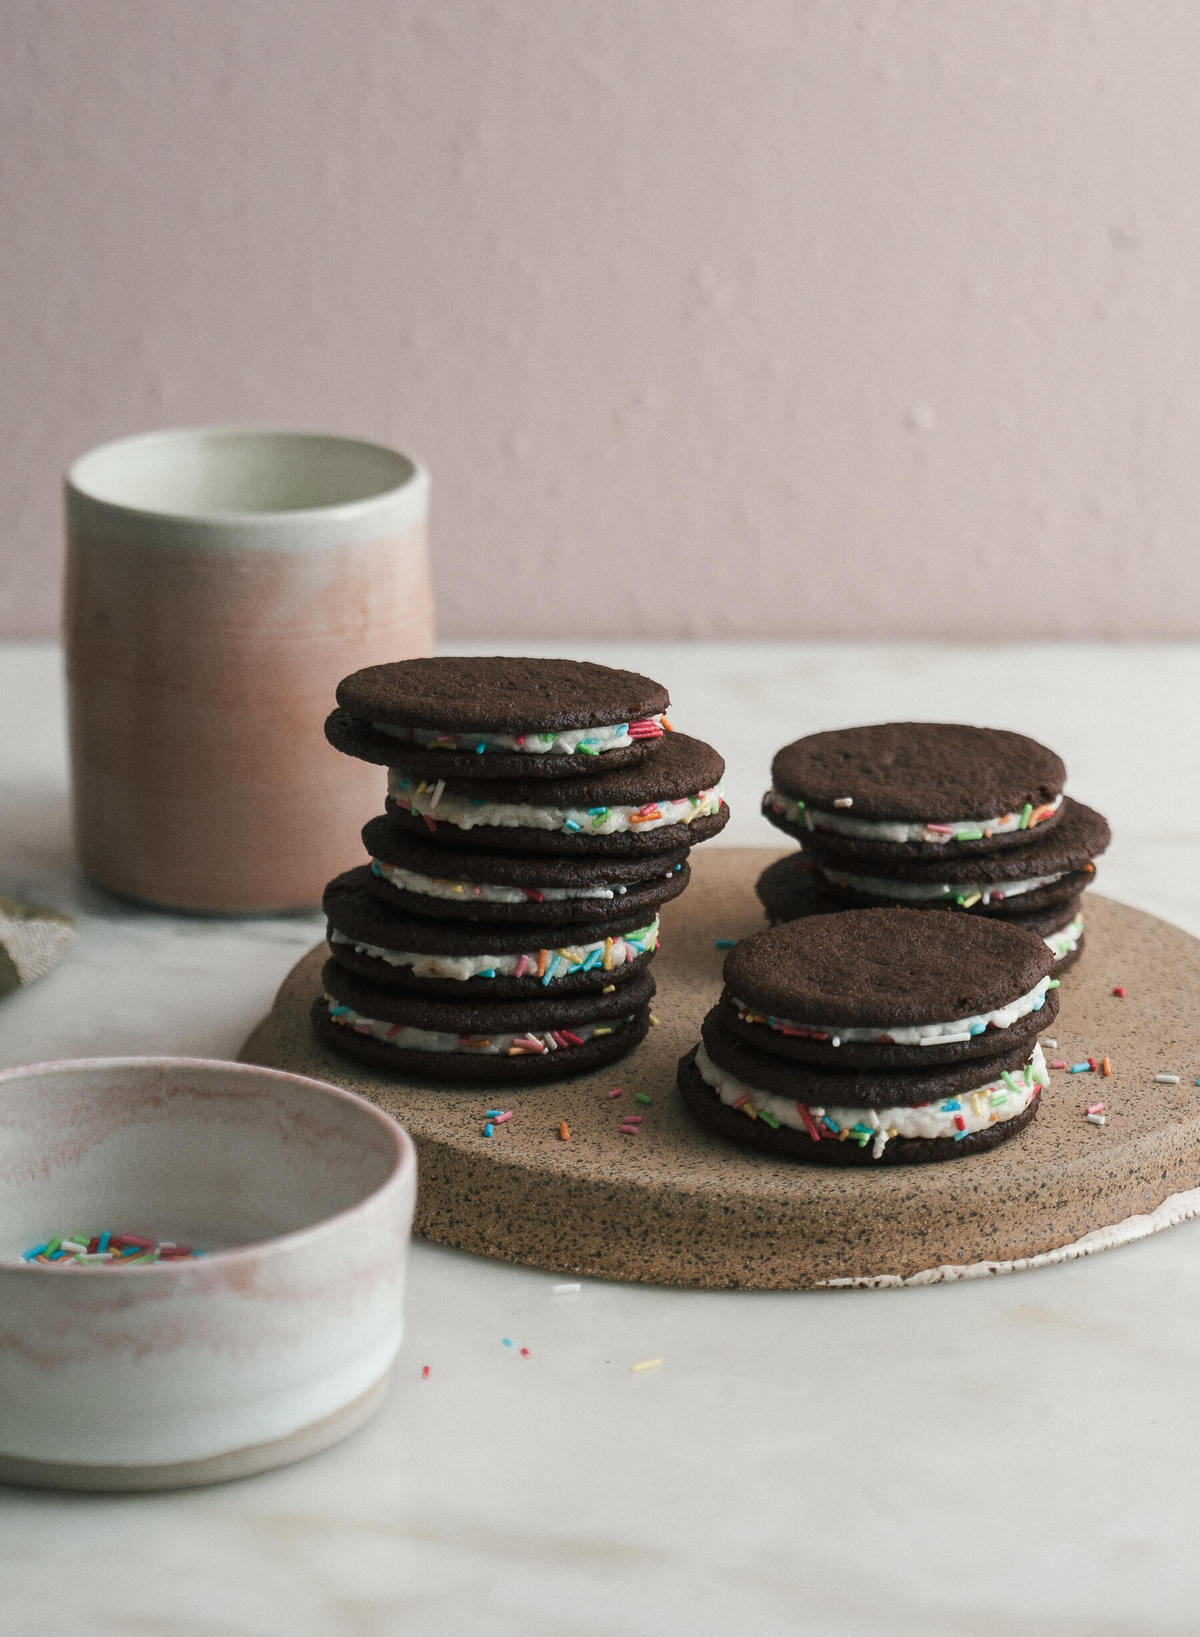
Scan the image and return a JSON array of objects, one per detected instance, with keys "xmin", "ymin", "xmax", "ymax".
[{"xmin": 0, "ymin": 1055, "xmax": 417, "ymax": 1273}]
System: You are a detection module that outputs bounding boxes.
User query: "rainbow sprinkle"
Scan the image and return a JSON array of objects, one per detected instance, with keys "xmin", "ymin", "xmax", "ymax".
[{"xmin": 20, "ymin": 1232, "xmax": 205, "ymax": 1266}]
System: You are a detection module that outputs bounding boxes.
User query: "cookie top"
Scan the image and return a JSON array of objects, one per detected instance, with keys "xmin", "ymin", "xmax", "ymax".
[
  {"xmin": 723, "ymin": 907, "xmax": 1055, "ymax": 1028},
  {"xmin": 768, "ymin": 722, "xmax": 1066, "ymax": 841},
  {"xmin": 328, "ymin": 656, "xmax": 670, "ymax": 775},
  {"xmin": 362, "ymin": 819, "xmax": 690, "ymax": 885}
]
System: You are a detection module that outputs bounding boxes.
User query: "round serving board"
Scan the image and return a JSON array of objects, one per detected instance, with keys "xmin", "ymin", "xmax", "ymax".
[{"xmin": 241, "ymin": 849, "xmax": 1200, "ymax": 1289}]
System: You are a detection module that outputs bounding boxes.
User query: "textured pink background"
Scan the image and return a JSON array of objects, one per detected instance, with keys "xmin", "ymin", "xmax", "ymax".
[{"xmin": 3, "ymin": 0, "xmax": 1199, "ymax": 640}]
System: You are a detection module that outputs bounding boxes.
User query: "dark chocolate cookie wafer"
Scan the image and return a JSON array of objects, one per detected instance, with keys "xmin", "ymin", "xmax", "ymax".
[
  {"xmin": 361, "ymin": 818, "xmax": 690, "ymax": 924},
  {"xmin": 324, "ymin": 867, "xmax": 660, "ymax": 1000},
  {"xmin": 720, "ymin": 908, "xmax": 1059, "ymax": 1067},
  {"xmin": 327, "ymin": 656, "xmax": 670, "ymax": 777},
  {"xmin": 677, "ymin": 1044, "xmax": 1041, "ymax": 1166},
  {"xmin": 765, "ymin": 722, "xmax": 1066, "ymax": 859},
  {"xmin": 383, "ymin": 730, "xmax": 728, "ymax": 855},
  {"xmin": 315, "ymin": 961, "xmax": 655, "ymax": 1083}
]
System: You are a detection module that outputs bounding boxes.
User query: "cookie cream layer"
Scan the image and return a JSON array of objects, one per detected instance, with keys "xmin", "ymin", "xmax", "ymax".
[
  {"xmin": 766, "ymin": 789, "xmax": 1063, "ymax": 844},
  {"xmin": 732, "ymin": 974, "xmax": 1057, "ymax": 1049},
  {"xmin": 330, "ymin": 919, "xmax": 658, "ymax": 981},
  {"xmin": 324, "ymin": 996, "xmax": 631, "ymax": 1055},
  {"xmin": 369, "ymin": 857, "xmax": 682, "ymax": 904},
  {"xmin": 369, "ymin": 718, "xmax": 664, "ymax": 756},
  {"xmin": 1044, "ymin": 913, "xmax": 1084, "ymax": 961},
  {"xmin": 388, "ymin": 772, "xmax": 725, "ymax": 836},
  {"xmin": 814, "ymin": 863, "xmax": 1068, "ymax": 906},
  {"xmin": 695, "ymin": 1041, "xmax": 1047, "ymax": 1158}
]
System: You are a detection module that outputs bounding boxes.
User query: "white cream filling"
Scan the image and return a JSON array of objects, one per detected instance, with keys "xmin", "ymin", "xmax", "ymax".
[
  {"xmin": 815, "ymin": 865, "xmax": 1068, "ymax": 905},
  {"xmin": 370, "ymin": 720, "xmax": 655, "ymax": 755},
  {"xmin": 695, "ymin": 1041, "xmax": 1047, "ymax": 1158},
  {"xmin": 388, "ymin": 771, "xmax": 724, "ymax": 836},
  {"xmin": 325, "ymin": 997, "xmax": 631, "ymax": 1054},
  {"xmin": 1044, "ymin": 913, "xmax": 1085, "ymax": 960},
  {"xmin": 732, "ymin": 975, "xmax": 1055, "ymax": 1049},
  {"xmin": 767, "ymin": 789, "xmax": 1063, "ymax": 845},
  {"xmin": 330, "ymin": 919, "xmax": 658, "ymax": 980}
]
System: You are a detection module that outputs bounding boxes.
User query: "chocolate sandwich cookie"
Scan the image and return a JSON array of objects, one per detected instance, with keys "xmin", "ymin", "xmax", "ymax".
[
  {"xmin": 326, "ymin": 656, "xmax": 671, "ymax": 778},
  {"xmin": 677, "ymin": 1017, "xmax": 1045, "ymax": 1166},
  {"xmin": 314, "ymin": 960, "xmax": 654, "ymax": 1082},
  {"xmin": 324, "ymin": 867, "xmax": 660, "ymax": 1000},
  {"xmin": 764, "ymin": 722, "xmax": 1066, "ymax": 859},
  {"xmin": 719, "ymin": 908, "xmax": 1059, "ymax": 1068},
  {"xmin": 361, "ymin": 818, "xmax": 690, "ymax": 925},
  {"xmin": 383, "ymin": 730, "xmax": 728, "ymax": 855}
]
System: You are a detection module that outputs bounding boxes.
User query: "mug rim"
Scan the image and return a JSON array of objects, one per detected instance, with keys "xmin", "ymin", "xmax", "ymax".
[{"xmin": 66, "ymin": 426, "xmax": 429, "ymax": 543}]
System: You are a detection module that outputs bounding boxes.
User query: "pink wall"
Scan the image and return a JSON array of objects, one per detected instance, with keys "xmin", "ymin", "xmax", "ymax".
[{"xmin": 3, "ymin": 0, "xmax": 1199, "ymax": 641}]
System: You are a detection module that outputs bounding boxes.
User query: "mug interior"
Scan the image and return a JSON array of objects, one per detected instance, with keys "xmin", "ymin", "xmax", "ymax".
[{"xmin": 68, "ymin": 428, "xmax": 419, "ymax": 520}]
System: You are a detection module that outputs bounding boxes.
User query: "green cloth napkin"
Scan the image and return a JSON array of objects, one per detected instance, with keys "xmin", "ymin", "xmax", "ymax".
[{"xmin": 0, "ymin": 895, "xmax": 76, "ymax": 997}]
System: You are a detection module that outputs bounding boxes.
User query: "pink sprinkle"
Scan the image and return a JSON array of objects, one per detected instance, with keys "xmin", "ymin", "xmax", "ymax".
[
  {"xmin": 731, "ymin": 1094, "xmax": 750, "ymax": 1110},
  {"xmin": 1086, "ymin": 1103, "xmax": 1105, "ymax": 1115},
  {"xmin": 522, "ymin": 888, "xmax": 544, "ymax": 903},
  {"xmin": 514, "ymin": 954, "xmax": 529, "ymax": 979},
  {"xmin": 1112, "ymin": 986, "xmax": 1127, "ymax": 998},
  {"xmin": 560, "ymin": 1031, "xmax": 584, "ymax": 1046},
  {"xmin": 1050, "ymin": 1059, "xmax": 1068, "ymax": 1069},
  {"xmin": 621, "ymin": 1114, "xmax": 644, "ymax": 1124},
  {"xmin": 608, "ymin": 1087, "xmax": 623, "ymax": 1098},
  {"xmin": 422, "ymin": 814, "xmax": 437, "ymax": 832},
  {"xmin": 494, "ymin": 1111, "xmax": 513, "ymax": 1124},
  {"xmin": 620, "ymin": 1128, "xmax": 640, "ymax": 1137},
  {"xmin": 519, "ymin": 1347, "xmax": 530, "ymax": 1359},
  {"xmin": 925, "ymin": 823, "xmax": 955, "ymax": 834},
  {"xmin": 421, "ymin": 1365, "xmax": 431, "ymax": 1379},
  {"xmin": 795, "ymin": 1102, "xmax": 822, "ymax": 1142}
]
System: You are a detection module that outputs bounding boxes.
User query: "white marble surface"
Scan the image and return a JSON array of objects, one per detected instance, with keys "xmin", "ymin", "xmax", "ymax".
[{"xmin": 2, "ymin": 638, "xmax": 1199, "ymax": 1636}]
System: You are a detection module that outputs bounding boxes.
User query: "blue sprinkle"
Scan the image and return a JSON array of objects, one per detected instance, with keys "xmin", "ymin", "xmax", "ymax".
[
  {"xmin": 563, "ymin": 818, "xmax": 581, "ymax": 833},
  {"xmin": 715, "ymin": 939, "xmax": 736, "ymax": 949},
  {"xmin": 480, "ymin": 968, "xmax": 497, "ymax": 979},
  {"xmin": 97, "ymin": 1231, "xmax": 110, "ymax": 1254},
  {"xmin": 541, "ymin": 954, "xmax": 561, "ymax": 986},
  {"xmin": 370, "ymin": 859, "xmax": 383, "ymax": 876},
  {"xmin": 588, "ymin": 806, "xmax": 607, "ymax": 815},
  {"xmin": 969, "ymin": 1023, "xmax": 986, "ymax": 1035},
  {"xmin": 22, "ymin": 1243, "xmax": 48, "ymax": 1261},
  {"xmin": 483, "ymin": 1123, "xmax": 494, "ymax": 1137},
  {"xmin": 502, "ymin": 1337, "xmax": 514, "ymax": 1348},
  {"xmin": 954, "ymin": 1129, "xmax": 969, "ymax": 1140},
  {"xmin": 1033, "ymin": 994, "xmax": 1045, "ymax": 1009},
  {"xmin": 329, "ymin": 1004, "xmax": 350, "ymax": 1017},
  {"xmin": 943, "ymin": 1099, "xmax": 962, "ymax": 1111},
  {"xmin": 822, "ymin": 1117, "xmax": 839, "ymax": 1132},
  {"xmin": 475, "ymin": 742, "xmax": 487, "ymax": 754},
  {"xmin": 485, "ymin": 1109, "xmax": 503, "ymax": 1116}
]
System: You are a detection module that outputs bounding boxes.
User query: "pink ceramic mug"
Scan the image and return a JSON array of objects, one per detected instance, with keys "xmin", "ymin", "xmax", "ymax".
[{"xmin": 64, "ymin": 428, "xmax": 432, "ymax": 912}]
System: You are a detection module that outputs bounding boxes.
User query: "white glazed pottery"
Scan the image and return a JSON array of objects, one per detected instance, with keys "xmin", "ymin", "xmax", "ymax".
[
  {"xmin": 64, "ymin": 427, "xmax": 433, "ymax": 912},
  {"xmin": 0, "ymin": 1057, "xmax": 417, "ymax": 1491}
]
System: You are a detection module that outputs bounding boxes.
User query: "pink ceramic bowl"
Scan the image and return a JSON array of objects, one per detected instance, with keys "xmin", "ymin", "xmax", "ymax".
[{"xmin": 0, "ymin": 1057, "xmax": 416, "ymax": 1491}]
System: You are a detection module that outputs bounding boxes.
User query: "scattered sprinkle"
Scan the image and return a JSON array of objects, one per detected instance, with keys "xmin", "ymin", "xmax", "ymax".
[
  {"xmin": 483, "ymin": 1122, "xmax": 494, "ymax": 1137},
  {"xmin": 1050, "ymin": 1059, "xmax": 1068, "ymax": 1070},
  {"xmin": 19, "ymin": 1231, "xmax": 203, "ymax": 1266},
  {"xmin": 552, "ymin": 1282, "xmax": 581, "ymax": 1295},
  {"xmin": 1086, "ymin": 1113, "xmax": 1107, "ymax": 1126},
  {"xmin": 714, "ymin": 938, "xmax": 736, "ymax": 949},
  {"xmin": 421, "ymin": 1364, "xmax": 431, "ymax": 1379},
  {"xmin": 1042, "ymin": 1038, "xmax": 1058, "ymax": 1049},
  {"xmin": 648, "ymin": 1014, "xmax": 660, "ymax": 1027},
  {"xmin": 635, "ymin": 1092, "xmax": 653, "ymax": 1106},
  {"xmin": 520, "ymin": 1347, "xmax": 531, "ymax": 1359},
  {"xmin": 1112, "ymin": 987, "xmax": 1127, "ymax": 998},
  {"xmin": 630, "ymin": 1357, "xmax": 663, "ymax": 1374},
  {"xmin": 1086, "ymin": 1103, "xmax": 1105, "ymax": 1115},
  {"xmin": 833, "ymin": 796, "xmax": 853, "ymax": 808},
  {"xmin": 1101, "ymin": 1058, "xmax": 1112, "ymax": 1077},
  {"xmin": 1156, "ymin": 1074, "xmax": 1181, "ymax": 1085},
  {"xmin": 502, "ymin": 1337, "xmax": 514, "ymax": 1348},
  {"xmin": 559, "ymin": 1120, "xmax": 571, "ymax": 1141},
  {"xmin": 1069, "ymin": 1062, "xmax": 1092, "ymax": 1074},
  {"xmin": 495, "ymin": 1110, "xmax": 513, "ymax": 1124}
]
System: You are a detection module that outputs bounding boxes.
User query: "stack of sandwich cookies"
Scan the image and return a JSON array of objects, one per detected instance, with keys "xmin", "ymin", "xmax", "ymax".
[
  {"xmin": 677, "ymin": 908, "xmax": 1059, "ymax": 1165},
  {"xmin": 759, "ymin": 723, "xmax": 1109, "ymax": 970},
  {"xmin": 317, "ymin": 655, "xmax": 728, "ymax": 1080}
]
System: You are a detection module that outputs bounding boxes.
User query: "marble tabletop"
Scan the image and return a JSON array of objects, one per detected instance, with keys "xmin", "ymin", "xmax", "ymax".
[{"xmin": 2, "ymin": 638, "xmax": 1198, "ymax": 1637}]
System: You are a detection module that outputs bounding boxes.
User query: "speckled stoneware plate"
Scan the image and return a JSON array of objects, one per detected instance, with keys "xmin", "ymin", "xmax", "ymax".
[{"xmin": 241, "ymin": 849, "xmax": 1200, "ymax": 1290}]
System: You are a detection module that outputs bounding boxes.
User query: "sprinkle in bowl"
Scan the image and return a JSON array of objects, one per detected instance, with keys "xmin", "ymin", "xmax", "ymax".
[{"xmin": 0, "ymin": 1056, "xmax": 416, "ymax": 1491}]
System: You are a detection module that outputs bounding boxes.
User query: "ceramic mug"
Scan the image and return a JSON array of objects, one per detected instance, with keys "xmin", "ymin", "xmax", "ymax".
[{"xmin": 64, "ymin": 428, "xmax": 432, "ymax": 912}]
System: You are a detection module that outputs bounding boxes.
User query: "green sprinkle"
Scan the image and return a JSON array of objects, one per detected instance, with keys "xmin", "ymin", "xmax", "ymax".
[
  {"xmin": 540, "ymin": 733, "xmax": 555, "ymax": 745},
  {"xmin": 1046, "ymin": 978, "xmax": 1061, "ymax": 990},
  {"xmin": 1024, "ymin": 1062, "xmax": 1034, "ymax": 1085},
  {"xmin": 1001, "ymin": 1070, "xmax": 1019, "ymax": 1092},
  {"xmin": 955, "ymin": 829, "xmax": 984, "ymax": 842},
  {"xmin": 990, "ymin": 1091, "xmax": 1008, "ymax": 1106},
  {"xmin": 590, "ymin": 808, "xmax": 609, "ymax": 828},
  {"xmin": 635, "ymin": 1092, "xmax": 653, "ymax": 1105},
  {"xmin": 1019, "ymin": 803, "xmax": 1033, "ymax": 830},
  {"xmin": 578, "ymin": 742, "xmax": 600, "ymax": 755},
  {"xmin": 758, "ymin": 1111, "xmax": 781, "ymax": 1130}
]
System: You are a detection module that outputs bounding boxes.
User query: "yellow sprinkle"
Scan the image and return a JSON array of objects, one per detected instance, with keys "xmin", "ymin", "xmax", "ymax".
[
  {"xmin": 742, "ymin": 1103, "xmax": 758, "ymax": 1120},
  {"xmin": 602, "ymin": 937, "xmax": 614, "ymax": 971},
  {"xmin": 451, "ymin": 883, "xmax": 465, "ymax": 894},
  {"xmin": 648, "ymin": 1014, "xmax": 660, "ymax": 1027},
  {"xmin": 630, "ymin": 1357, "xmax": 663, "ymax": 1374},
  {"xmin": 602, "ymin": 984, "xmax": 616, "ymax": 994},
  {"xmin": 593, "ymin": 1026, "xmax": 612, "ymax": 1036}
]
